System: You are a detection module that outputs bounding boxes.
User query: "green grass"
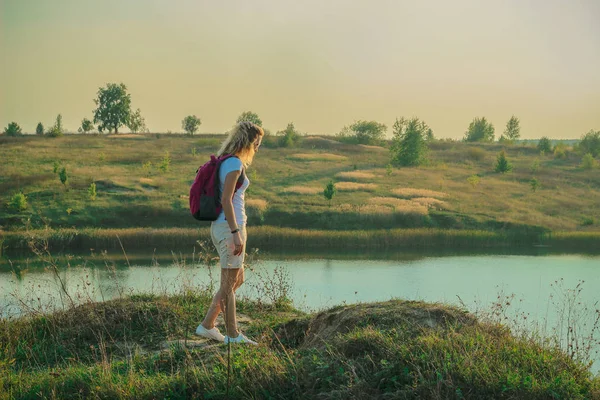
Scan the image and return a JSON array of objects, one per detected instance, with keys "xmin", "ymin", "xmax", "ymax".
[
  {"xmin": 1, "ymin": 294, "xmax": 598, "ymax": 399},
  {"xmin": 1, "ymin": 134, "xmax": 599, "ymax": 250}
]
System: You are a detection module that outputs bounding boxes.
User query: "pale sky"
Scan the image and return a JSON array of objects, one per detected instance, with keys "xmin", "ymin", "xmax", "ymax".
[{"xmin": 1, "ymin": 0, "xmax": 599, "ymax": 139}]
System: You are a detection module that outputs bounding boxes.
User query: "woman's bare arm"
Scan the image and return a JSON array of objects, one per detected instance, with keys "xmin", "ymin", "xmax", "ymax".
[{"xmin": 221, "ymin": 170, "xmax": 241, "ymax": 232}]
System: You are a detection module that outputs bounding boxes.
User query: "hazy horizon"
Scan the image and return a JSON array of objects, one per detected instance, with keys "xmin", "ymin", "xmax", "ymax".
[{"xmin": 2, "ymin": 0, "xmax": 599, "ymax": 139}]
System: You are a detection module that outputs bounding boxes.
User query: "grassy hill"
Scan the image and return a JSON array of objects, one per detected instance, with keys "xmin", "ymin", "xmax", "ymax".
[
  {"xmin": 1, "ymin": 133, "xmax": 599, "ymax": 250},
  {"xmin": 1, "ymin": 293, "xmax": 598, "ymax": 399}
]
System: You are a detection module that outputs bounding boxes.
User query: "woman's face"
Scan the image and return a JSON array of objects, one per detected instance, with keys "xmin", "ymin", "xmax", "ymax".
[{"xmin": 248, "ymin": 130, "xmax": 263, "ymax": 158}]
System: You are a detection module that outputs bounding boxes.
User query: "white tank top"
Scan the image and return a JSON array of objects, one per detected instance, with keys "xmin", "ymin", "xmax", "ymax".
[{"xmin": 215, "ymin": 157, "xmax": 249, "ymax": 226}]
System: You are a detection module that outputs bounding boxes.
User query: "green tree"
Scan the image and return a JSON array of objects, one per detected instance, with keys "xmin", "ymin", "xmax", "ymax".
[
  {"xmin": 59, "ymin": 167, "xmax": 68, "ymax": 188},
  {"xmin": 159, "ymin": 151, "xmax": 171, "ymax": 173},
  {"xmin": 537, "ymin": 137, "xmax": 552, "ymax": 154},
  {"xmin": 236, "ymin": 111, "xmax": 262, "ymax": 127},
  {"xmin": 464, "ymin": 117, "xmax": 495, "ymax": 142},
  {"xmin": 46, "ymin": 114, "xmax": 64, "ymax": 137},
  {"xmin": 425, "ymin": 128, "xmax": 435, "ymax": 141},
  {"xmin": 495, "ymin": 150, "xmax": 512, "ymax": 173},
  {"xmin": 345, "ymin": 120, "xmax": 387, "ymax": 145},
  {"xmin": 323, "ymin": 180, "xmax": 337, "ymax": 207},
  {"xmin": 88, "ymin": 182, "xmax": 97, "ymax": 200},
  {"xmin": 36, "ymin": 122, "xmax": 44, "ymax": 135},
  {"xmin": 182, "ymin": 115, "xmax": 202, "ymax": 135},
  {"xmin": 530, "ymin": 178, "xmax": 540, "ymax": 192},
  {"xmin": 127, "ymin": 108, "xmax": 146, "ymax": 133},
  {"xmin": 390, "ymin": 117, "xmax": 429, "ymax": 167},
  {"xmin": 79, "ymin": 118, "xmax": 94, "ymax": 134},
  {"xmin": 3, "ymin": 122, "xmax": 23, "ymax": 136},
  {"xmin": 93, "ymin": 83, "xmax": 132, "ymax": 133},
  {"xmin": 277, "ymin": 123, "xmax": 301, "ymax": 147},
  {"xmin": 578, "ymin": 130, "xmax": 600, "ymax": 157},
  {"xmin": 503, "ymin": 115, "xmax": 520, "ymax": 142}
]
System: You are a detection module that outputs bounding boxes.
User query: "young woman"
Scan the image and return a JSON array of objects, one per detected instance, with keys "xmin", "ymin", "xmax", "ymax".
[{"xmin": 196, "ymin": 121, "xmax": 263, "ymax": 345}]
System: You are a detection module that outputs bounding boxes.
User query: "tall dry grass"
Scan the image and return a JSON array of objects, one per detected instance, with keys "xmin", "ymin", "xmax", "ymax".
[
  {"xmin": 335, "ymin": 171, "xmax": 376, "ymax": 180},
  {"xmin": 281, "ymin": 186, "xmax": 321, "ymax": 195},
  {"xmin": 392, "ymin": 188, "xmax": 449, "ymax": 199},
  {"xmin": 287, "ymin": 153, "xmax": 347, "ymax": 161},
  {"xmin": 336, "ymin": 182, "xmax": 378, "ymax": 192}
]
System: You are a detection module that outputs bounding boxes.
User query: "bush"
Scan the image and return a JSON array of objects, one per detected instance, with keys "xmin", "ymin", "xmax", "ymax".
[
  {"xmin": 159, "ymin": 151, "xmax": 171, "ymax": 173},
  {"xmin": 581, "ymin": 153, "xmax": 596, "ymax": 169},
  {"xmin": 276, "ymin": 123, "xmax": 302, "ymax": 148},
  {"xmin": 36, "ymin": 122, "xmax": 44, "ymax": 135},
  {"xmin": 3, "ymin": 122, "xmax": 23, "ymax": 136},
  {"xmin": 46, "ymin": 114, "xmax": 64, "ymax": 137},
  {"xmin": 88, "ymin": 182, "xmax": 97, "ymax": 201},
  {"xmin": 495, "ymin": 150, "xmax": 512, "ymax": 173},
  {"xmin": 467, "ymin": 175, "xmax": 480, "ymax": 188},
  {"xmin": 578, "ymin": 130, "xmax": 600, "ymax": 157},
  {"xmin": 59, "ymin": 167, "xmax": 68, "ymax": 187},
  {"xmin": 581, "ymin": 216, "xmax": 594, "ymax": 226},
  {"xmin": 9, "ymin": 192, "xmax": 27, "ymax": 212},
  {"xmin": 79, "ymin": 118, "xmax": 94, "ymax": 134},
  {"xmin": 530, "ymin": 158, "xmax": 540, "ymax": 173},
  {"xmin": 323, "ymin": 180, "xmax": 336, "ymax": 207},
  {"xmin": 530, "ymin": 178, "xmax": 540, "ymax": 192},
  {"xmin": 466, "ymin": 147, "xmax": 486, "ymax": 161},
  {"xmin": 339, "ymin": 120, "xmax": 387, "ymax": 145},
  {"xmin": 127, "ymin": 109, "xmax": 146, "ymax": 133},
  {"xmin": 553, "ymin": 143, "xmax": 568, "ymax": 159},
  {"xmin": 464, "ymin": 117, "xmax": 494, "ymax": 142},
  {"xmin": 537, "ymin": 137, "xmax": 552, "ymax": 154}
]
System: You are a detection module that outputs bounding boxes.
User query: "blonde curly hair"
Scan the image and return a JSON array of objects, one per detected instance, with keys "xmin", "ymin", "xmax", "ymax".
[{"xmin": 218, "ymin": 121, "xmax": 264, "ymax": 166}]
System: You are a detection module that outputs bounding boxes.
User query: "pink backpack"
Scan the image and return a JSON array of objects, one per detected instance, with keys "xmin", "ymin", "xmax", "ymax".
[{"xmin": 189, "ymin": 155, "xmax": 244, "ymax": 221}]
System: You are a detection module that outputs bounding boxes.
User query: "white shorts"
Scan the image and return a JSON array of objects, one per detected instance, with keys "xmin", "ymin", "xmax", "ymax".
[{"xmin": 211, "ymin": 223, "xmax": 247, "ymax": 269}]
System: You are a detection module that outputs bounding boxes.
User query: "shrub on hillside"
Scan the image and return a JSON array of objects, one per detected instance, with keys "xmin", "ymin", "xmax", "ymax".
[
  {"xmin": 495, "ymin": 150, "xmax": 512, "ymax": 173},
  {"xmin": 276, "ymin": 123, "xmax": 302, "ymax": 148},
  {"xmin": 553, "ymin": 143, "xmax": 568, "ymax": 159},
  {"xmin": 578, "ymin": 130, "xmax": 600, "ymax": 157},
  {"xmin": 3, "ymin": 122, "xmax": 23, "ymax": 136},
  {"xmin": 390, "ymin": 117, "xmax": 429, "ymax": 167},
  {"xmin": 466, "ymin": 147, "xmax": 486, "ymax": 161},
  {"xmin": 323, "ymin": 180, "xmax": 337, "ymax": 207},
  {"xmin": 338, "ymin": 120, "xmax": 387, "ymax": 145},
  {"xmin": 79, "ymin": 118, "xmax": 94, "ymax": 134},
  {"xmin": 581, "ymin": 153, "xmax": 596, "ymax": 169},
  {"xmin": 464, "ymin": 117, "xmax": 494, "ymax": 142},
  {"xmin": 36, "ymin": 122, "xmax": 44, "ymax": 135},
  {"xmin": 9, "ymin": 192, "xmax": 28, "ymax": 212},
  {"xmin": 46, "ymin": 114, "xmax": 64, "ymax": 137},
  {"xmin": 537, "ymin": 137, "xmax": 552, "ymax": 154}
]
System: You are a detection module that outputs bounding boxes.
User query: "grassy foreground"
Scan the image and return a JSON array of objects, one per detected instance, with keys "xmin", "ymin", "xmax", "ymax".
[{"xmin": 1, "ymin": 293, "xmax": 599, "ymax": 399}]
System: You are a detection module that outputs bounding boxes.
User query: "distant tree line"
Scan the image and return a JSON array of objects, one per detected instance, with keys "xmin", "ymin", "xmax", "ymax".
[{"xmin": 2, "ymin": 81, "xmax": 599, "ymax": 169}]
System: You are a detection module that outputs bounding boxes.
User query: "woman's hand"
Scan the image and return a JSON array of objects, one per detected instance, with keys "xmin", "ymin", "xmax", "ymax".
[{"xmin": 232, "ymin": 231, "xmax": 244, "ymax": 256}]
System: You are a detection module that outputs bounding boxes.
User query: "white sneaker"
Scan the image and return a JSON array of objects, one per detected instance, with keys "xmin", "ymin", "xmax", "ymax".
[
  {"xmin": 195, "ymin": 325, "xmax": 225, "ymax": 342},
  {"xmin": 224, "ymin": 333, "xmax": 258, "ymax": 345}
]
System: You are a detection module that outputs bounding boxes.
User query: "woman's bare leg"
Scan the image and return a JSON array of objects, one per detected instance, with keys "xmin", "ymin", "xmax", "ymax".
[{"xmin": 202, "ymin": 268, "xmax": 241, "ymax": 337}]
